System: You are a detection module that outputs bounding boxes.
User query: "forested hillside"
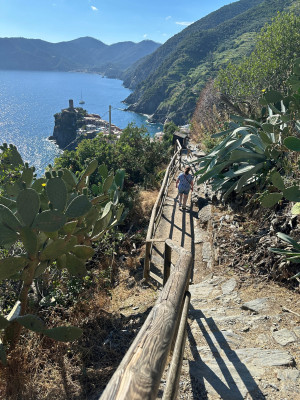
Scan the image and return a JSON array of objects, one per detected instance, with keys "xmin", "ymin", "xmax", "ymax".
[
  {"xmin": 123, "ymin": 0, "xmax": 298, "ymax": 125},
  {"xmin": 0, "ymin": 37, "xmax": 160, "ymax": 76}
]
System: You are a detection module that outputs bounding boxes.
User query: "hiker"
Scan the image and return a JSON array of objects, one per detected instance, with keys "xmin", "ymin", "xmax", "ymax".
[{"xmin": 176, "ymin": 167, "xmax": 194, "ymax": 210}]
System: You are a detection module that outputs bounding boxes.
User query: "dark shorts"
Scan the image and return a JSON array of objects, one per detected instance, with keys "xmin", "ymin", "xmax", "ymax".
[{"xmin": 179, "ymin": 189, "xmax": 189, "ymax": 195}]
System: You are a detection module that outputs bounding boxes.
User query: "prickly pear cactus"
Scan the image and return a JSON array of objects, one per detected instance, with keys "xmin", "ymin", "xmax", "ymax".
[{"xmin": 0, "ymin": 145, "xmax": 127, "ymax": 360}]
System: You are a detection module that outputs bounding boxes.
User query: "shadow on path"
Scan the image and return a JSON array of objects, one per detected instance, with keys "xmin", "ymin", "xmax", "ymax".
[{"xmin": 187, "ymin": 306, "xmax": 266, "ymax": 400}]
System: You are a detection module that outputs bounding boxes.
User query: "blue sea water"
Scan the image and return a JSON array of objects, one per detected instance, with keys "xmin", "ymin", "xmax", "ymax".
[{"xmin": 0, "ymin": 70, "xmax": 162, "ymax": 175}]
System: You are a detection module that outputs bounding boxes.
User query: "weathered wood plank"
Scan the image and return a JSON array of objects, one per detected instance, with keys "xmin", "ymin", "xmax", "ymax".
[{"xmin": 100, "ymin": 244, "xmax": 192, "ymax": 400}]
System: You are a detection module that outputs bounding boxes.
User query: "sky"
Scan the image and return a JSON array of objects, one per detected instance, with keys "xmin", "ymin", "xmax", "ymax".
[{"xmin": 0, "ymin": 0, "xmax": 234, "ymax": 44}]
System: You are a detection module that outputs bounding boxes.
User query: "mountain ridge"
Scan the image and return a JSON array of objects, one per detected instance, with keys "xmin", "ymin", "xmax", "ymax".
[
  {"xmin": 0, "ymin": 36, "xmax": 161, "ymax": 75},
  {"xmin": 122, "ymin": 0, "xmax": 298, "ymax": 125}
]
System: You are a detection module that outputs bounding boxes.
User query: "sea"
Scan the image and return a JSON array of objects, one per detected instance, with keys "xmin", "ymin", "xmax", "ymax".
[{"xmin": 0, "ymin": 70, "xmax": 162, "ymax": 175}]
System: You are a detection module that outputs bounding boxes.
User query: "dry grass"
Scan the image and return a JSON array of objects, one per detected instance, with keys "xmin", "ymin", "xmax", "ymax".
[
  {"xmin": 138, "ymin": 189, "xmax": 159, "ymax": 216},
  {"xmin": 0, "ymin": 246, "xmax": 157, "ymax": 399}
]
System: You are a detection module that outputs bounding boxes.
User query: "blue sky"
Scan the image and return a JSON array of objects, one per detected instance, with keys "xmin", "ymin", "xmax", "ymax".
[{"xmin": 0, "ymin": 0, "xmax": 233, "ymax": 44}]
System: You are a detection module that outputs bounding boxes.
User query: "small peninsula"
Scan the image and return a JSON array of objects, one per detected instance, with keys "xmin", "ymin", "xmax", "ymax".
[{"xmin": 49, "ymin": 99, "xmax": 122, "ymax": 150}]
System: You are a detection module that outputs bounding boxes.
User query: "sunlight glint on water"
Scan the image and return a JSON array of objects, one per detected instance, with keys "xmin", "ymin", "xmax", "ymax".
[{"xmin": 0, "ymin": 70, "xmax": 162, "ymax": 175}]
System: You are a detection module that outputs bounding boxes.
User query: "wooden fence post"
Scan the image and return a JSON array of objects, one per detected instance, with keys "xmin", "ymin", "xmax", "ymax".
[
  {"xmin": 163, "ymin": 241, "xmax": 172, "ymax": 286},
  {"xmin": 144, "ymin": 241, "xmax": 151, "ymax": 280}
]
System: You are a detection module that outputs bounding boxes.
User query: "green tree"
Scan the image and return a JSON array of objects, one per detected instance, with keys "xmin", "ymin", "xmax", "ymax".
[{"xmin": 217, "ymin": 12, "xmax": 300, "ymax": 105}]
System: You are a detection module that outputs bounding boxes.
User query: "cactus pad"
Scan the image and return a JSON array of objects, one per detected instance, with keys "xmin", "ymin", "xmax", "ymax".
[
  {"xmin": 103, "ymin": 174, "xmax": 114, "ymax": 193},
  {"xmin": 65, "ymin": 253, "xmax": 87, "ymax": 277},
  {"xmin": 71, "ymin": 245, "xmax": 95, "ymax": 259},
  {"xmin": 42, "ymin": 326, "xmax": 83, "ymax": 342},
  {"xmin": 261, "ymin": 192, "xmax": 283, "ymax": 207},
  {"xmin": 0, "ymin": 315, "xmax": 10, "ymax": 329},
  {"xmin": 14, "ymin": 314, "xmax": 46, "ymax": 332},
  {"xmin": 34, "ymin": 210, "xmax": 66, "ymax": 232},
  {"xmin": 20, "ymin": 227, "xmax": 38, "ymax": 255},
  {"xmin": 46, "ymin": 177, "xmax": 67, "ymax": 211},
  {"xmin": 40, "ymin": 238, "xmax": 69, "ymax": 261},
  {"xmin": 65, "ymin": 195, "xmax": 92, "ymax": 218},
  {"xmin": 17, "ymin": 188, "xmax": 40, "ymax": 226},
  {"xmin": 0, "ymin": 225, "xmax": 19, "ymax": 246},
  {"xmin": 0, "ymin": 256, "xmax": 27, "ymax": 280},
  {"xmin": 0, "ymin": 204, "xmax": 22, "ymax": 231},
  {"xmin": 283, "ymin": 186, "xmax": 300, "ymax": 202}
]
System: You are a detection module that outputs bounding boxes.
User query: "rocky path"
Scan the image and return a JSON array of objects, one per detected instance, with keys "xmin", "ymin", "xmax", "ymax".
[{"xmin": 152, "ymin": 163, "xmax": 300, "ymax": 399}]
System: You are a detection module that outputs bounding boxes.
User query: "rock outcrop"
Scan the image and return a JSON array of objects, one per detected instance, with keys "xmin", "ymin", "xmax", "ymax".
[{"xmin": 49, "ymin": 100, "xmax": 86, "ymax": 150}]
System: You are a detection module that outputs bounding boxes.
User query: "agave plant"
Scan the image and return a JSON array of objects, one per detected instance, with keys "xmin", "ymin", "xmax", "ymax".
[
  {"xmin": 270, "ymin": 232, "xmax": 300, "ymax": 280},
  {"xmin": 0, "ymin": 144, "xmax": 127, "ymax": 364},
  {"xmin": 194, "ymin": 114, "xmax": 284, "ymax": 200},
  {"xmin": 194, "ymin": 58, "xmax": 300, "ymax": 204}
]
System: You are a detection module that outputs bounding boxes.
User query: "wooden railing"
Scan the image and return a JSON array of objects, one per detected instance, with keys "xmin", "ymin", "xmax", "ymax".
[
  {"xmin": 99, "ymin": 239, "xmax": 192, "ymax": 400},
  {"xmin": 144, "ymin": 139, "xmax": 182, "ymax": 283}
]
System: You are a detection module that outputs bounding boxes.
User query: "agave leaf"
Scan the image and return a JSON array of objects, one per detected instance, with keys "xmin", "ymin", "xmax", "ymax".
[
  {"xmin": 290, "ymin": 271, "xmax": 300, "ymax": 279},
  {"xmin": 197, "ymin": 161, "xmax": 229, "ymax": 184},
  {"xmin": 236, "ymin": 162, "xmax": 265, "ymax": 193},
  {"xmin": 222, "ymin": 181, "xmax": 238, "ymax": 200},
  {"xmin": 277, "ymin": 233, "xmax": 300, "ymax": 251},
  {"xmin": 211, "ymin": 129, "xmax": 232, "ymax": 139}
]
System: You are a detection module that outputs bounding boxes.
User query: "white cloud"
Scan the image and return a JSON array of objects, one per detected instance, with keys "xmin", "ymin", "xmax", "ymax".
[
  {"xmin": 165, "ymin": 16, "xmax": 171, "ymax": 21},
  {"xmin": 176, "ymin": 21, "xmax": 194, "ymax": 26},
  {"xmin": 91, "ymin": 5, "xmax": 98, "ymax": 11},
  {"xmin": 143, "ymin": 34, "xmax": 148, "ymax": 38}
]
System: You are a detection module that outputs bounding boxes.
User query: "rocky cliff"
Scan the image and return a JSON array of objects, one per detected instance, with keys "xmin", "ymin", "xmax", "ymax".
[{"xmin": 49, "ymin": 100, "xmax": 86, "ymax": 150}]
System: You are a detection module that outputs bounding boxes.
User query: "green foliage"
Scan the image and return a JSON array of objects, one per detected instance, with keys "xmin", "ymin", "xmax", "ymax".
[
  {"xmin": 0, "ymin": 147, "xmax": 126, "ymax": 361},
  {"xmin": 54, "ymin": 123, "xmax": 171, "ymax": 190},
  {"xmin": 124, "ymin": 0, "xmax": 298, "ymax": 124},
  {"xmin": 195, "ymin": 58, "xmax": 300, "ymax": 207},
  {"xmin": 217, "ymin": 12, "xmax": 300, "ymax": 103},
  {"xmin": 270, "ymin": 233, "xmax": 300, "ymax": 279}
]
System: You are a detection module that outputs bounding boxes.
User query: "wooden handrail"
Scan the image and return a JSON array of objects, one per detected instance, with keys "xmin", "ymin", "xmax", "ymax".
[
  {"xmin": 144, "ymin": 139, "xmax": 182, "ymax": 280},
  {"xmin": 99, "ymin": 240, "xmax": 192, "ymax": 400}
]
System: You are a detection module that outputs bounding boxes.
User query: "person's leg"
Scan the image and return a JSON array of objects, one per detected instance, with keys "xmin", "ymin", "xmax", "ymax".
[
  {"xmin": 182, "ymin": 193, "xmax": 188, "ymax": 208},
  {"xmin": 178, "ymin": 191, "xmax": 183, "ymax": 206}
]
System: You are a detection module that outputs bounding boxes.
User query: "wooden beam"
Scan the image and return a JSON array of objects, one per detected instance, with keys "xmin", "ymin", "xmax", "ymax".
[{"xmin": 100, "ymin": 244, "xmax": 192, "ymax": 400}]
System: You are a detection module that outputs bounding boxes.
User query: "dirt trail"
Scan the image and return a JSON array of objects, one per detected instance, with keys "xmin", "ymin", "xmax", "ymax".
[{"xmin": 150, "ymin": 165, "xmax": 300, "ymax": 399}]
